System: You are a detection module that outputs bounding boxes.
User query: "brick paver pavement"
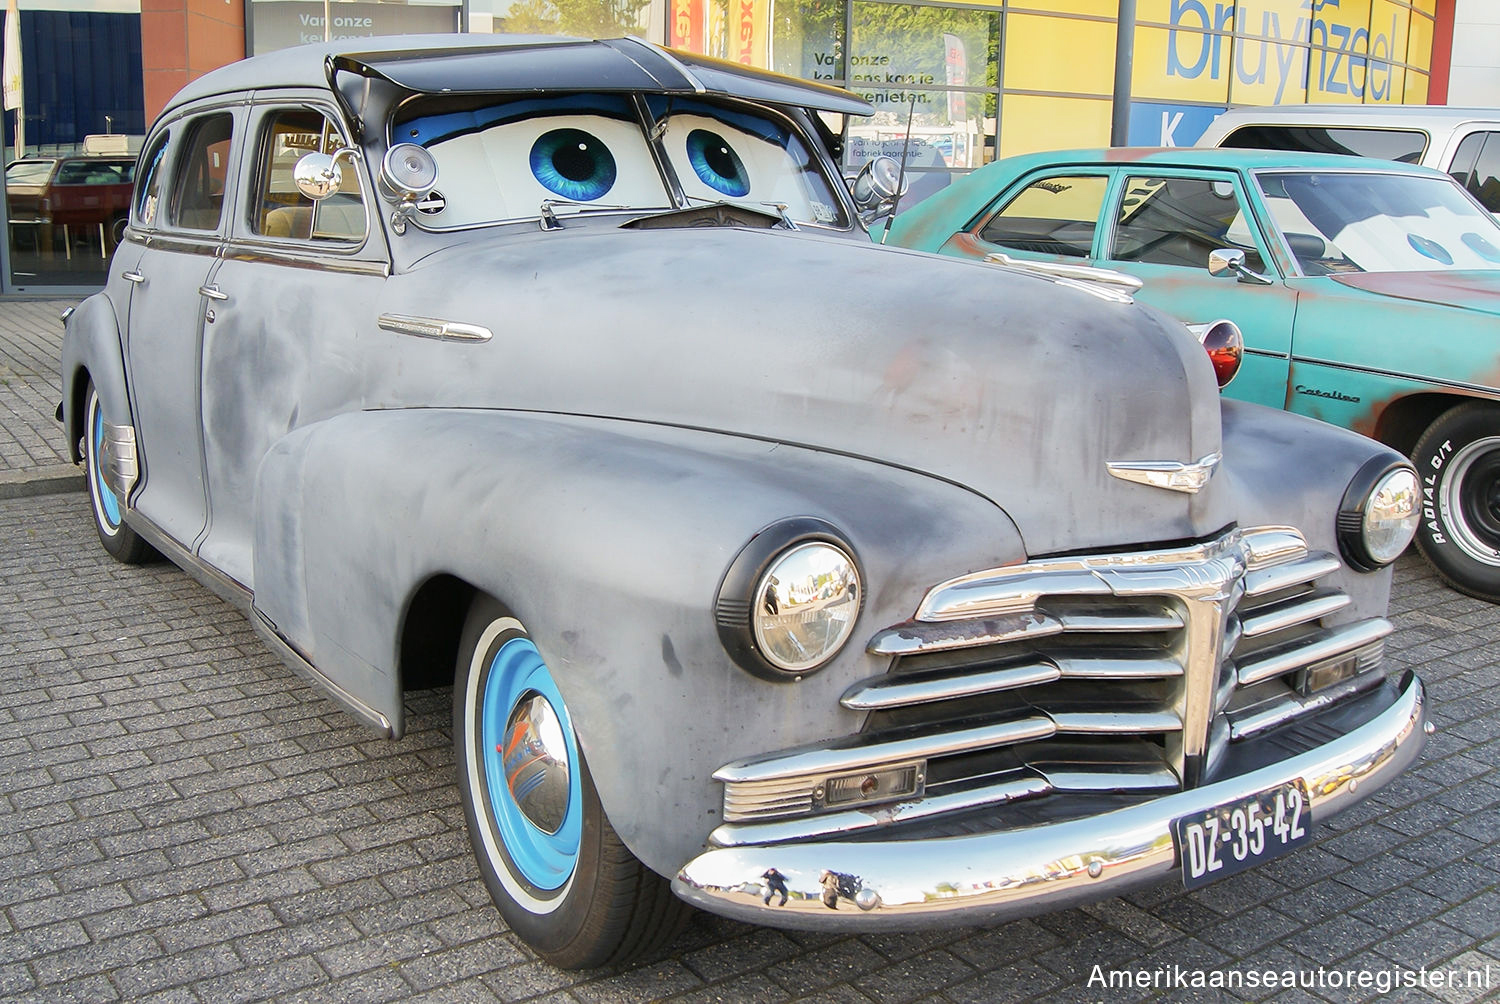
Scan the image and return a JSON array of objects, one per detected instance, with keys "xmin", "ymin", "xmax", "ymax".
[
  {"xmin": 0, "ymin": 299, "xmax": 75, "ymax": 469},
  {"xmin": 1, "ymin": 488, "xmax": 1497, "ymax": 1003}
]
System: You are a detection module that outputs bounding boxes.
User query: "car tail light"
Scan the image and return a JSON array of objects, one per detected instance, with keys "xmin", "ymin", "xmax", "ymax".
[{"xmin": 1187, "ymin": 319, "xmax": 1243, "ymax": 389}]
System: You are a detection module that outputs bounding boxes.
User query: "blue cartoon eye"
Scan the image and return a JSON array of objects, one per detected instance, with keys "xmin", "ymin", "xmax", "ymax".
[
  {"xmin": 686, "ymin": 129, "xmax": 749, "ymax": 198},
  {"xmin": 1462, "ymin": 232, "xmax": 1500, "ymax": 263},
  {"xmin": 1407, "ymin": 233, "xmax": 1454, "ymax": 265},
  {"xmin": 529, "ymin": 128, "xmax": 616, "ymax": 201}
]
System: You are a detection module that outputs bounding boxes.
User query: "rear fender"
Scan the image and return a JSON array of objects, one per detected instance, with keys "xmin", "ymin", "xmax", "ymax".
[
  {"xmin": 60, "ymin": 291, "xmax": 130, "ymax": 462},
  {"xmin": 251, "ymin": 408, "xmax": 1026, "ymax": 875}
]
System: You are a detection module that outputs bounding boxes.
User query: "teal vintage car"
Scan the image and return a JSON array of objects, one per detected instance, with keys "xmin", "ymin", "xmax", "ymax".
[{"xmin": 887, "ymin": 148, "xmax": 1500, "ymax": 602}]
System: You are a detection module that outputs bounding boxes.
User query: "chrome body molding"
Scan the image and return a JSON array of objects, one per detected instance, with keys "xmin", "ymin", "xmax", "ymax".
[
  {"xmin": 983, "ymin": 252, "xmax": 1143, "ymax": 298},
  {"xmin": 251, "ymin": 611, "xmax": 395, "ymax": 737},
  {"xmin": 674, "ymin": 674, "xmax": 1426, "ymax": 929},
  {"xmin": 100, "ymin": 422, "xmax": 139, "ymax": 507},
  {"xmin": 1105, "ymin": 451, "xmax": 1223, "ymax": 495},
  {"xmin": 377, "ymin": 312, "xmax": 494, "ymax": 343}
]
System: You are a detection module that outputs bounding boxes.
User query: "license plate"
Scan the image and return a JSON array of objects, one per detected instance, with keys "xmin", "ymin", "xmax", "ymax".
[{"xmin": 1173, "ymin": 779, "xmax": 1312, "ymax": 890}]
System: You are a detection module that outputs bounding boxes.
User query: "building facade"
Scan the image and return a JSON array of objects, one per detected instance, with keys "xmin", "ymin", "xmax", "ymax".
[{"xmin": 0, "ymin": 0, "xmax": 1471, "ymax": 291}]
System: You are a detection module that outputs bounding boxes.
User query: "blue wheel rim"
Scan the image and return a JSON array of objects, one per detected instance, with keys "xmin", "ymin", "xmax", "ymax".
[
  {"xmin": 91, "ymin": 402, "xmax": 122, "ymax": 528},
  {"xmin": 480, "ymin": 636, "xmax": 582, "ymax": 891}
]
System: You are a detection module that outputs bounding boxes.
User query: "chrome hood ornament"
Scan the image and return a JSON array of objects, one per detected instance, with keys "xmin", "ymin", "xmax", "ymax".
[{"xmin": 1106, "ymin": 451, "xmax": 1222, "ymax": 494}]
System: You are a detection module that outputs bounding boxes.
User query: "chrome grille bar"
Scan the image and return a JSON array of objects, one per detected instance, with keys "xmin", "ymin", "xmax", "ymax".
[
  {"xmin": 1244, "ymin": 552, "xmax": 1341, "ymax": 597},
  {"xmin": 715, "ymin": 716, "xmax": 1056, "ymax": 785},
  {"xmin": 841, "ymin": 660, "xmax": 1061, "ymax": 711},
  {"xmin": 1236, "ymin": 618, "xmax": 1392, "ymax": 687},
  {"xmin": 1240, "ymin": 589, "xmax": 1351, "ymax": 638}
]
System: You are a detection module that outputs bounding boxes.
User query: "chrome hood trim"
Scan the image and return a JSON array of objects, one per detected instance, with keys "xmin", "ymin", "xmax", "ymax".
[{"xmin": 1106, "ymin": 451, "xmax": 1222, "ymax": 494}]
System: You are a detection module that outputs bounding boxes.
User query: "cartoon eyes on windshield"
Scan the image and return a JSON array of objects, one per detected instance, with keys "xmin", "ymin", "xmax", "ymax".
[
  {"xmin": 530, "ymin": 128, "xmax": 617, "ymax": 201},
  {"xmin": 685, "ymin": 130, "xmax": 749, "ymax": 198}
]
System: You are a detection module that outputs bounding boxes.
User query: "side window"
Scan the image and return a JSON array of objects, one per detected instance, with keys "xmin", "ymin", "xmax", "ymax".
[
  {"xmin": 135, "ymin": 131, "xmax": 171, "ymax": 228},
  {"xmin": 251, "ymin": 109, "xmax": 367, "ymax": 243},
  {"xmin": 1221, "ymin": 125, "xmax": 1427, "ymax": 164},
  {"xmin": 167, "ymin": 113, "xmax": 234, "ymax": 232},
  {"xmin": 976, "ymin": 175, "xmax": 1107, "ymax": 258},
  {"xmin": 1450, "ymin": 132, "xmax": 1500, "ymax": 214},
  {"xmin": 1111, "ymin": 175, "xmax": 1265, "ymax": 273}
]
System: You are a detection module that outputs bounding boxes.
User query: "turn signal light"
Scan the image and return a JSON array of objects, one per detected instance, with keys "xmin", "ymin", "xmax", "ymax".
[{"xmin": 1188, "ymin": 319, "xmax": 1243, "ymax": 389}]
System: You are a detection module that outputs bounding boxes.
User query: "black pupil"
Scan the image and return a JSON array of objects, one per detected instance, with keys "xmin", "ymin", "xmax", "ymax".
[
  {"xmin": 553, "ymin": 142, "xmax": 595, "ymax": 182},
  {"xmin": 703, "ymin": 142, "xmax": 737, "ymax": 178}
]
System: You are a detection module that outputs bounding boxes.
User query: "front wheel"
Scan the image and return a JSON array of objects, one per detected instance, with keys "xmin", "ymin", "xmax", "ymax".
[
  {"xmin": 1412, "ymin": 401, "xmax": 1500, "ymax": 602},
  {"xmin": 82, "ymin": 382, "xmax": 154, "ymax": 564},
  {"xmin": 453, "ymin": 598, "xmax": 691, "ymax": 968}
]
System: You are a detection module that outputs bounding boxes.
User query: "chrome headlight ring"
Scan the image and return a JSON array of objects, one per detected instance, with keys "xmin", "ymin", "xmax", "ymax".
[
  {"xmin": 716, "ymin": 517, "xmax": 864, "ymax": 682},
  {"xmin": 1338, "ymin": 457, "xmax": 1420, "ymax": 571}
]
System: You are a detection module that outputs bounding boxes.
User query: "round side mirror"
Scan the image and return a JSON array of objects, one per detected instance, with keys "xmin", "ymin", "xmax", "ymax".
[
  {"xmin": 380, "ymin": 143, "xmax": 439, "ymax": 203},
  {"xmin": 851, "ymin": 155, "xmax": 907, "ymax": 212},
  {"xmin": 293, "ymin": 152, "xmax": 343, "ymax": 202}
]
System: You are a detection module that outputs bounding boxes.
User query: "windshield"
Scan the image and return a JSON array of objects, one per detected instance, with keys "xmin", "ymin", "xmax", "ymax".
[
  {"xmin": 5, "ymin": 160, "xmax": 57, "ymax": 186},
  {"xmin": 393, "ymin": 92, "xmax": 846, "ymax": 229},
  {"xmin": 1256, "ymin": 170, "xmax": 1500, "ymax": 274}
]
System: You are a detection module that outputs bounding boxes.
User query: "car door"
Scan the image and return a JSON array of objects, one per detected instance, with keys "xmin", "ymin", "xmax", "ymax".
[
  {"xmin": 1099, "ymin": 169, "xmax": 1299, "ymax": 409},
  {"xmin": 118, "ymin": 108, "xmax": 242, "ymax": 550},
  {"xmin": 196, "ymin": 102, "xmax": 386, "ymax": 589}
]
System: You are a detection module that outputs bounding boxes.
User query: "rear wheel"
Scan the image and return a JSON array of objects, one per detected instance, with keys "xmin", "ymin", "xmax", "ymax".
[
  {"xmin": 83, "ymin": 382, "xmax": 154, "ymax": 564},
  {"xmin": 453, "ymin": 597, "xmax": 691, "ymax": 968},
  {"xmin": 1412, "ymin": 401, "xmax": 1500, "ymax": 602}
]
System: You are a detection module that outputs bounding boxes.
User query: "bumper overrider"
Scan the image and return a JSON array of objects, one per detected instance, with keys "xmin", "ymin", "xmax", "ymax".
[{"xmin": 673, "ymin": 672, "xmax": 1425, "ymax": 929}]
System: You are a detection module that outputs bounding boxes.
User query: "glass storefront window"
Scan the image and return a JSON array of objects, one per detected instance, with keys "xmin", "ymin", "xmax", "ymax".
[{"xmin": 3, "ymin": 6, "xmax": 144, "ymax": 290}]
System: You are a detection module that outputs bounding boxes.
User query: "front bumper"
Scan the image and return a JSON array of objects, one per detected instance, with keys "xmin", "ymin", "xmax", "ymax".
[{"xmin": 672, "ymin": 672, "xmax": 1426, "ymax": 930}]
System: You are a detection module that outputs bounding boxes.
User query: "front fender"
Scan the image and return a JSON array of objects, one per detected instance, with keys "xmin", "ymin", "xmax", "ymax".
[
  {"xmin": 251, "ymin": 409, "xmax": 1026, "ymax": 876},
  {"xmin": 60, "ymin": 291, "xmax": 130, "ymax": 462}
]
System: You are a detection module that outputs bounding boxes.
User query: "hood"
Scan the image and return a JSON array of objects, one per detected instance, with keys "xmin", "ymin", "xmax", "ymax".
[
  {"xmin": 369, "ymin": 225, "xmax": 1236, "ymax": 557},
  {"xmin": 1332, "ymin": 270, "xmax": 1500, "ymax": 317}
]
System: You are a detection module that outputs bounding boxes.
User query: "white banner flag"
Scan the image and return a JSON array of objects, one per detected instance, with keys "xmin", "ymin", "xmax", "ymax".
[{"xmin": 3, "ymin": 0, "xmax": 21, "ymax": 156}]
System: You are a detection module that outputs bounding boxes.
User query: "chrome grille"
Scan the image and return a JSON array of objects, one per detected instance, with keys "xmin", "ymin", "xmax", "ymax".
[{"xmin": 711, "ymin": 526, "xmax": 1391, "ymax": 848}]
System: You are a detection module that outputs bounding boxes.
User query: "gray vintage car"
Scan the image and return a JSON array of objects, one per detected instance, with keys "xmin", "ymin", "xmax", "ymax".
[{"xmin": 61, "ymin": 35, "xmax": 1430, "ymax": 968}]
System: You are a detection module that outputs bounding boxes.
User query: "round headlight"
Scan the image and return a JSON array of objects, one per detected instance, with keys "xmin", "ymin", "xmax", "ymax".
[
  {"xmin": 752, "ymin": 542, "xmax": 861, "ymax": 673},
  {"xmin": 1339, "ymin": 459, "xmax": 1420, "ymax": 570},
  {"xmin": 716, "ymin": 518, "xmax": 864, "ymax": 681}
]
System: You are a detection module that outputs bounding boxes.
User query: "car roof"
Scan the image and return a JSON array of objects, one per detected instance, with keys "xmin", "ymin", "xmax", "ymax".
[
  {"xmin": 1207, "ymin": 103, "xmax": 1500, "ymax": 129},
  {"xmin": 164, "ymin": 34, "xmax": 873, "ymax": 117},
  {"xmin": 986, "ymin": 146, "xmax": 1452, "ymax": 176}
]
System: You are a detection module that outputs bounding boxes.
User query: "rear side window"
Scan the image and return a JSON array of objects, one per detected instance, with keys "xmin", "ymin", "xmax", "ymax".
[
  {"xmin": 168, "ymin": 113, "xmax": 235, "ymax": 232},
  {"xmin": 1449, "ymin": 131, "xmax": 1500, "ymax": 213},
  {"xmin": 976, "ymin": 175, "xmax": 1108, "ymax": 258},
  {"xmin": 1221, "ymin": 125, "xmax": 1427, "ymax": 164}
]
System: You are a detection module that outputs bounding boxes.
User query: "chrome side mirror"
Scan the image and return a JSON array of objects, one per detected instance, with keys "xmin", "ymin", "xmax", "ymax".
[
  {"xmin": 293, "ymin": 147, "xmax": 360, "ymax": 202},
  {"xmin": 1208, "ymin": 247, "xmax": 1273, "ymax": 286},
  {"xmin": 850, "ymin": 156, "xmax": 908, "ymax": 220},
  {"xmin": 379, "ymin": 143, "xmax": 440, "ymax": 236}
]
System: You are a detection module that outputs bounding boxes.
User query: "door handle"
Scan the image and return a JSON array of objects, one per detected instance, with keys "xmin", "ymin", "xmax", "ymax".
[
  {"xmin": 121, "ymin": 270, "xmax": 145, "ymax": 284},
  {"xmin": 198, "ymin": 284, "xmax": 229, "ymax": 301}
]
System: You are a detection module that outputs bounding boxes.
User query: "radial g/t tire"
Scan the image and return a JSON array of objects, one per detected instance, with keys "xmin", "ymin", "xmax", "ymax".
[{"xmin": 1411, "ymin": 400, "xmax": 1500, "ymax": 602}]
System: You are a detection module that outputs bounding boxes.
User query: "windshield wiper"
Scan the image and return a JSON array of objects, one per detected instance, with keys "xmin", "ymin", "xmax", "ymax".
[{"xmin": 537, "ymin": 198, "xmax": 633, "ymax": 231}]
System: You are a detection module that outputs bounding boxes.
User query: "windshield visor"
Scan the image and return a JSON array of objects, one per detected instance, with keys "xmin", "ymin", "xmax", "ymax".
[{"xmin": 1257, "ymin": 170, "xmax": 1500, "ymax": 274}]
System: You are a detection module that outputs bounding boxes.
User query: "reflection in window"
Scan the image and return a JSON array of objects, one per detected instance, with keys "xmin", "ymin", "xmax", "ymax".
[
  {"xmin": 169, "ymin": 114, "xmax": 234, "ymax": 232},
  {"xmin": 1112, "ymin": 175, "xmax": 1265, "ymax": 273},
  {"xmin": 1257, "ymin": 170, "xmax": 1500, "ymax": 274},
  {"xmin": 1221, "ymin": 125, "xmax": 1428, "ymax": 164},
  {"xmin": 1449, "ymin": 132, "xmax": 1500, "ymax": 214},
  {"xmin": 252, "ymin": 109, "xmax": 367, "ymax": 242},
  {"xmin": 977, "ymin": 175, "xmax": 1107, "ymax": 258}
]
